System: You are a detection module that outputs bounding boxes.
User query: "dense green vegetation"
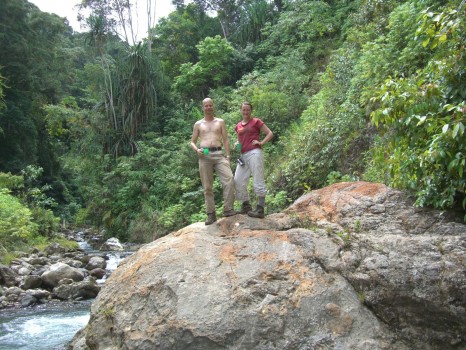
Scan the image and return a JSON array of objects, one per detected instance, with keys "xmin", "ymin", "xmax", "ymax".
[{"xmin": 0, "ymin": 0, "xmax": 464, "ymax": 260}]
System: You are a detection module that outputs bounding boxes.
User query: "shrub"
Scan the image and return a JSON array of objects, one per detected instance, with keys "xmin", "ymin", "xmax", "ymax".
[{"xmin": 0, "ymin": 189, "xmax": 38, "ymax": 251}]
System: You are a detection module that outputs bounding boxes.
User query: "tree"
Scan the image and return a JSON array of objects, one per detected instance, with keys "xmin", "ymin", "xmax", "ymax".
[
  {"xmin": 176, "ymin": 0, "xmax": 240, "ymax": 39},
  {"xmin": 174, "ymin": 35, "xmax": 234, "ymax": 99},
  {"xmin": 79, "ymin": 0, "xmax": 136, "ymax": 45},
  {"xmin": 259, "ymin": 0, "xmax": 340, "ymax": 64},
  {"xmin": 106, "ymin": 43, "xmax": 162, "ymax": 156},
  {"xmin": 79, "ymin": 0, "xmax": 171, "ymax": 48},
  {"xmin": 0, "ymin": 0, "xmax": 72, "ymax": 173},
  {"xmin": 0, "ymin": 71, "xmax": 7, "ymax": 135},
  {"xmin": 232, "ymin": 0, "xmax": 274, "ymax": 47},
  {"xmin": 0, "ymin": 188, "xmax": 38, "ymax": 252},
  {"xmin": 370, "ymin": 2, "xmax": 466, "ymax": 212},
  {"xmin": 150, "ymin": 3, "xmax": 222, "ymax": 79}
]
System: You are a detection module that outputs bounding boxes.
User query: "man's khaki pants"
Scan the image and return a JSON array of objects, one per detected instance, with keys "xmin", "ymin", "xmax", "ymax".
[{"xmin": 198, "ymin": 151, "xmax": 235, "ymax": 214}]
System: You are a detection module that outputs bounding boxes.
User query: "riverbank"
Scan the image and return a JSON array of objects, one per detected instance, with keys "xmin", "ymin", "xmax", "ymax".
[{"xmin": 0, "ymin": 228, "xmax": 138, "ymax": 310}]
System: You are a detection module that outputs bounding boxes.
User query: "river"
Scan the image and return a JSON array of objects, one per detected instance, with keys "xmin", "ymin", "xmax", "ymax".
[
  {"xmin": 0, "ymin": 301, "xmax": 91, "ymax": 350},
  {"xmin": 0, "ymin": 241, "xmax": 131, "ymax": 350}
]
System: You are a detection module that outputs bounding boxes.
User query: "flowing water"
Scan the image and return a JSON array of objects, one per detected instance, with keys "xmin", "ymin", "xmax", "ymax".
[
  {"xmin": 0, "ymin": 241, "xmax": 132, "ymax": 350},
  {"xmin": 0, "ymin": 301, "xmax": 91, "ymax": 350}
]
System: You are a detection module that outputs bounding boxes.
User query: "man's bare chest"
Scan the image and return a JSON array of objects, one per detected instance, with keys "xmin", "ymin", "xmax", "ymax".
[{"xmin": 200, "ymin": 123, "xmax": 221, "ymax": 135}]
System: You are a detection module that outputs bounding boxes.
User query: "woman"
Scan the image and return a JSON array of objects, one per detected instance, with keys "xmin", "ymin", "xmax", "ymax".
[{"xmin": 234, "ymin": 102, "xmax": 273, "ymax": 218}]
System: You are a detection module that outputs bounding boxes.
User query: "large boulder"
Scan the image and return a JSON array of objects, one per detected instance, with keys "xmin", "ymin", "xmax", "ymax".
[
  {"xmin": 69, "ymin": 182, "xmax": 466, "ymax": 350},
  {"xmin": 287, "ymin": 182, "xmax": 466, "ymax": 348},
  {"xmin": 45, "ymin": 242, "xmax": 67, "ymax": 255},
  {"xmin": 19, "ymin": 275, "xmax": 42, "ymax": 290},
  {"xmin": 54, "ymin": 277, "xmax": 101, "ymax": 300},
  {"xmin": 0, "ymin": 264, "xmax": 18, "ymax": 287},
  {"xmin": 84, "ymin": 256, "xmax": 107, "ymax": 271},
  {"xmin": 88, "ymin": 268, "xmax": 106, "ymax": 279},
  {"xmin": 100, "ymin": 237, "xmax": 123, "ymax": 251},
  {"xmin": 41, "ymin": 262, "xmax": 85, "ymax": 289}
]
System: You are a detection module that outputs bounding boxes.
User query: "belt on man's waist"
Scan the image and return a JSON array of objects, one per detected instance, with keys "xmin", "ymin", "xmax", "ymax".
[{"xmin": 206, "ymin": 147, "xmax": 222, "ymax": 151}]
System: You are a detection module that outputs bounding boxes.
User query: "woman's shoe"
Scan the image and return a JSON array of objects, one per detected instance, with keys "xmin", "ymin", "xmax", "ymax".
[{"xmin": 248, "ymin": 205, "xmax": 264, "ymax": 219}]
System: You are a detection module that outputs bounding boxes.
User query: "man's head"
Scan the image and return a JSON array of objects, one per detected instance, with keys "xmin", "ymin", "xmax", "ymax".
[{"xmin": 202, "ymin": 98, "xmax": 214, "ymax": 117}]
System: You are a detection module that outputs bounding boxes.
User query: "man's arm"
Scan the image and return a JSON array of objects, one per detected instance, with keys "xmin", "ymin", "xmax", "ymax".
[
  {"xmin": 191, "ymin": 122, "xmax": 201, "ymax": 154},
  {"xmin": 220, "ymin": 119, "xmax": 231, "ymax": 159}
]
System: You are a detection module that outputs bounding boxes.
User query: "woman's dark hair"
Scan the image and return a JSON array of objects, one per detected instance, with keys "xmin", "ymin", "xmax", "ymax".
[{"xmin": 241, "ymin": 102, "xmax": 253, "ymax": 110}]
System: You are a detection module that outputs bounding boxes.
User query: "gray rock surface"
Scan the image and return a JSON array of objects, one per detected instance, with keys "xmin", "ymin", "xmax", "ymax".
[
  {"xmin": 0, "ymin": 264, "xmax": 17, "ymax": 287},
  {"xmin": 69, "ymin": 182, "xmax": 465, "ymax": 350},
  {"xmin": 41, "ymin": 262, "xmax": 85, "ymax": 289},
  {"xmin": 54, "ymin": 276, "xmax": 100, "ymax": 300},
  {"xmin": 287, "ymin": 182, "xmax": 466, "ymax": 349},
  {"xmin": 85, "ymin": 256, "xmax": 107, "ymax": 270},
  {"xmin": 100, "ymin": 237, "xmax": 124, "ymax": 251}
]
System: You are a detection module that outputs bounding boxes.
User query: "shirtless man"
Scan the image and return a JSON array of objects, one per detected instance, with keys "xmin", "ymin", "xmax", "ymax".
[{"xmin": 191, "ymin": 98, "xmax": 236, "ymax": 225}]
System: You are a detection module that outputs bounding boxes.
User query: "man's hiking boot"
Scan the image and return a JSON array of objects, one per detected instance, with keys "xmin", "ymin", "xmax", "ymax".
[
  {"xmin": 205, "ymin": 212, "xmax": 217, "ymax": 225},
  {"xmin": 239, "ymin": 201, "xmax": 252, "ymax": 214},
  {"xmin": 248, "ymin": 205, "xmax": 265, "ymax": 219},
  {"xmin": 223, "ymin": 209, "xmax": 238, "ymax": 217}
]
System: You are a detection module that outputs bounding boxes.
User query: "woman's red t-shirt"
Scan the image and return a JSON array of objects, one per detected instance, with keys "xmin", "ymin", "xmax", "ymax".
[{"xmin": 235, "ymin": 118, "xmax": 264, "ymax": 154}]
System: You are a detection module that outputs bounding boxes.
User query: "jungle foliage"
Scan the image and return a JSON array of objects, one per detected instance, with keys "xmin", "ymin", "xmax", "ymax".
[{"xmin": 0, "ymin": 0, "xmax": 464, "ymax": 255}]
